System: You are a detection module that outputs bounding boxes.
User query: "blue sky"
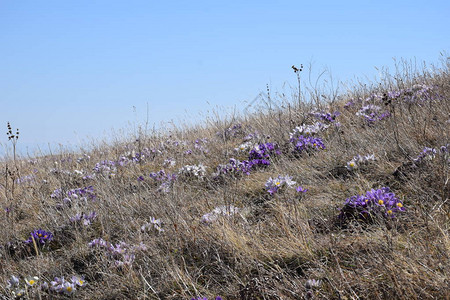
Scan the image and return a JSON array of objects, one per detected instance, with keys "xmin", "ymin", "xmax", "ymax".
[{"xmin": 1, "ymin": 0, "xmax": 449, "ymax": 156}]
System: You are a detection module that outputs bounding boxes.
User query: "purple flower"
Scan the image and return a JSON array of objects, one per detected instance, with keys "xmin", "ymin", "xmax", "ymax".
[
  {"xmin": 291, "ymin": 135, "xmax": 325, "ymax": 154},
  {"xmin": 339, "ymin": 187, "xmax": 405, "ymax": 220},
  {"xmin": 296, "ymin": 186, "xmax": 308, "ymax": 193},
  {"xmin": 248, "ymin": 143, "xmax": 281, "ymax": 161},
  {"xmin": 25, "ymin": 229, "xmax": 53, "ymax": 245},
  {"xmin": 311, "ymin": 111, "xmax": 340, "ymax": 123}
]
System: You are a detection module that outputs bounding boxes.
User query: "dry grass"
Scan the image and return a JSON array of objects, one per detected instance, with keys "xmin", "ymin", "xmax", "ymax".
[{"xmin": 0, "ymin": 59, "xmax": 449, "ymax": 299}]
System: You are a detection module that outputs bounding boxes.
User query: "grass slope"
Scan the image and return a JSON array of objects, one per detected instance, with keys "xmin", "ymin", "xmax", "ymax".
[{"xmin": 1, "ymin": 60, "xmax": 449, "ymax": 299}]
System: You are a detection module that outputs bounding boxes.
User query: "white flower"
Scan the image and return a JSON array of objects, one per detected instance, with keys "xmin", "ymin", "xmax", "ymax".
[
  {"xmin": 25, "ymin": 276, "xmax": 39, "ymax": 286},
  {"xmin": 71, "ymin": 275, "xmax": 86, "ymax": 287},
  {"xmin": 63, "ymin": 282, "xmax": 76, "ymax": 295},
  {"xmin": 201, "ymin": 205, "xmax": 241, "ymax": 223}
]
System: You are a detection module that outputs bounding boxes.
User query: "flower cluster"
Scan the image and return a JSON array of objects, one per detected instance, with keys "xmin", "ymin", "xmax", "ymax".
[
  {"xmin": 291, "ymin": 135, "xmax": 325, "ymax": 154},
  {"xmin": 51, "ymin": 186, "xmax": 97, "ymax": 203},
  {"xmin": 248, "ymin": 143, "xmax": 280, "ymax": 167},
  {"xmin": 163, "ymin": 157, "xmax": 176, "ymax": 167},
  {"xmin": 141, "ymin": 217, "xmax": 164, "ymax": 233},
  {"xmin": 148, "ymin": 169, "xmax": 177, "ymax": 192},
  {"xmin": 178, "ymin": 164, "xmax": 207, "ymax": 180},
  {"xmin": 413, "ymin": 145, "xmax": 449, "ymax": 165},
  {"xmin": 24, "ymin": 229, "xmax": 53, "ymax": 245},
  {"xmin": 265, "ymin": 175, "xmax": 296, "ymax": 195},
  {"xmin": 6, "ymin": 275, "xmax": 40, "ymax": 298},
  {"xmin": 339, "ymin": 187, "xmax": 405, "ymax": 220},
  {"xmin": 88, "ymin": 238, "xmax": 147, "ymax": 268},
  {"xmin": 413, "ymin": 147, "xmax": 437, "ymax": 163},
  {"xmin": 16, "ymin": 174, "xmax": 35, "ymax": 184},
  {"xmin": 346, "ymin": 154, "xmax": 376, "ymax": 171},
  {"xmin": 42, "ymin": 275, "xmax": 86, "ymax": 296},
  {"xmin": 93, "ymin": 160, "xmax": 117, "ymax": 175},
  {"xmin": 234, "ymin": 141, "xmax": 256, "ymax": 152},
  {"xmin": 69, "ymin": 211, "xmax": 97, "ymax": 226},
  {"xmin": 356, "ymin": 104, "xmax": 390, "ymax": 123},
  {"xmin": 400, "ymin": 84, "xmax": 436, "ymax": 103},
  {"xmin": 217, "ymin": 123, "xmax": 243, "ymax": 140},
  {"xmin": 289, "ymin": 122, "xmax": 330, "ymax": 139},
  {"xmin": 194, "ymin": 138, "xmax": 209, "ymax": 153},
  {"xmin": 123, "ymin": 147, "xmax": 156, "ymax": 163},
  {"xmin": 6, "ymin": 275, "xmax": 84, "ymax": 299},
  {"xmin": 201, "ymin": 205, "xmax": 241, "ymax": 224},
  {"xmin": 213, "ymin": 158, "xmax": 253, "ymax": 178},
  {"xmin": 311, "ymin": 111, "xmax": 340, "ymax": 123}
]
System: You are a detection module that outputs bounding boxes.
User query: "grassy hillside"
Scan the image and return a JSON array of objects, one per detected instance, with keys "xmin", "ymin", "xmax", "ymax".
[{"xmin": 1, "ymin": 60, "xmax": 449, "ymax": 299}]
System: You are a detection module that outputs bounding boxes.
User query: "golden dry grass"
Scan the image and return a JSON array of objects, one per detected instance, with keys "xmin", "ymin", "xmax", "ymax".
[{"xmin": 0, "ymin": 59, "xmax": 449, "ymax": 299}]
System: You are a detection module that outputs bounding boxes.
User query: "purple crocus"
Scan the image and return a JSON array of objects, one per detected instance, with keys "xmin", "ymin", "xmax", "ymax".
[{"xmin": 25, "ymin": 229, "xmax": 53, "ymax": 245}]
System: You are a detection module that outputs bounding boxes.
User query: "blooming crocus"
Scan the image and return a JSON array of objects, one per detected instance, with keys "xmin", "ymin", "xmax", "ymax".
[
  {"xmin": 346, "ymin": 154, "xmax": 376, "ymax": 170},
  {"xmin": 6, "ymin": 275, "xmax": 20, "ymax": 289},
  {"xmin": 265, "ymin": 175, "xmax": 296, "ymax": 195},
  {"xmin": 339, "ymin": 187, "xmax": 405, "ymax": 220},
  {"xmin": 71, "ymin": 276, "xmax": 86, "ymax": 287},
  {"xmin": 296, "ymin": 186, "xmax": 308, "ymax": 193},
  {"xmin": 25, "ymin": 229, "xmax": 53, "ymax": 245},
  {"xmin": 13, "ymin": 289, "xmax": 25, "ymax": 298},
  {"xmin": 25, "ymin": 276, "xmax": 39, "ymax": 286},
  {"xmin": 305, "ymin": 279, "xmax": 322, "ymax": 289},
  {"xmin": 201, "ymin": 205, "xmax": 241, "ymax": 224},
  {"xmin": 63, "ymin": 281, "xmax": 76, "ymax": 295}
]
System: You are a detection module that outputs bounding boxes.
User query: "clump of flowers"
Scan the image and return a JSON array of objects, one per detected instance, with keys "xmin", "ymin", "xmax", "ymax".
[
  {"xmin": 291, "ymin": 135, "xmax": 325, "ymax": 154},
  {"xmin": 69, "ymin": 211, "xmax": 97, "ymax": 226},
  {"xmin": 289, "ymin": 122, "xmax": 330, "ymax": 139},
  {"xmin": 52, "ymin": 186, "xmax": 97, "ymax": 201},
  {"xmin": 401, "ymin": 84, "xmax": 437, "ymax": 103},
  {"xmin": 178, "ymin": 164, "xmax": 207, "ymax": 180},
  {"xmin": 201, "ymin": 205, "xmax": 241, "ymax": 224},
  {"xmin": 93, "ymin": 160, "xmax": 117, "ymax": 175},
  {"xmin": 149, "ymin": 169, "xmax": 177, "ymax": 192},
  {"xmin": 6, "ymin": 275, "xmax": 40, "ymax": 298},
  {"xmin": 339, "ymin": 187, "xmax": 405, "ymax": 221},
  {"xmin": 265, "ymin": 175, "xmax": 296, "ymax": 195},
  {"xmin": 311, "ymin": 111, "xmax": 340, "ymax": 123},
  {"xmin": 247, "ymin": 142, "xmax": 281, "ymax": 168},
  {"xmin": 413, "ymin": 147, "xmax": 437, "ymax": 163},
  {"xmin": 24, "ymin": 229, "xmax": 53, "ymax": 246},
  {"xmin": 305, "ymin": 279, "xmax": 322, "ymax": 299},
  {"xmin": 213, "ymin": 158, "xmax": 253, "ymax": 178},
  {"xmin": 356, "ymin": 104, "xmax": 390, "ymax": 123},
  {"xmin": 234, "ymin": 141, "xmax": 256, "ymax": 152},
  {"xmin": 16, "ymin": 174, "xmax": 35, "ymax": 184},
  {"xmin": 52, "ymin": 186, "xmax": 97, "ymax": 209},
  {"xmin": 41, "ymin": 275, "xmax": 87, "ymax": 296},
  {"xmin": 88, "ymin": 238, "xmax": 147, "ymax": 268},
  {"xmin": 163, "ymin": 157, "xmax": 176, "ymax": 167},
  {"xmin": 141, "ymin": 217, "xmax": 164, "ymax": 233},
  {"xmin": 194, "ymin": 138, "xmax": 209, "ymax": 154},
  {"xmin": 346, "ymin": 154, "xmax": 376, "ymax": 171},
  {"xmin": 217, "ymin": 123, "xmax": 244, "ymax": 140}
]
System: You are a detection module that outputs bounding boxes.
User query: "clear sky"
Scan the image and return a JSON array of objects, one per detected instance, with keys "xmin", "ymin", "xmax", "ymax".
[{"xmin": 1, "ymin": 0, "xmax": 449, "ymax": 156}]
